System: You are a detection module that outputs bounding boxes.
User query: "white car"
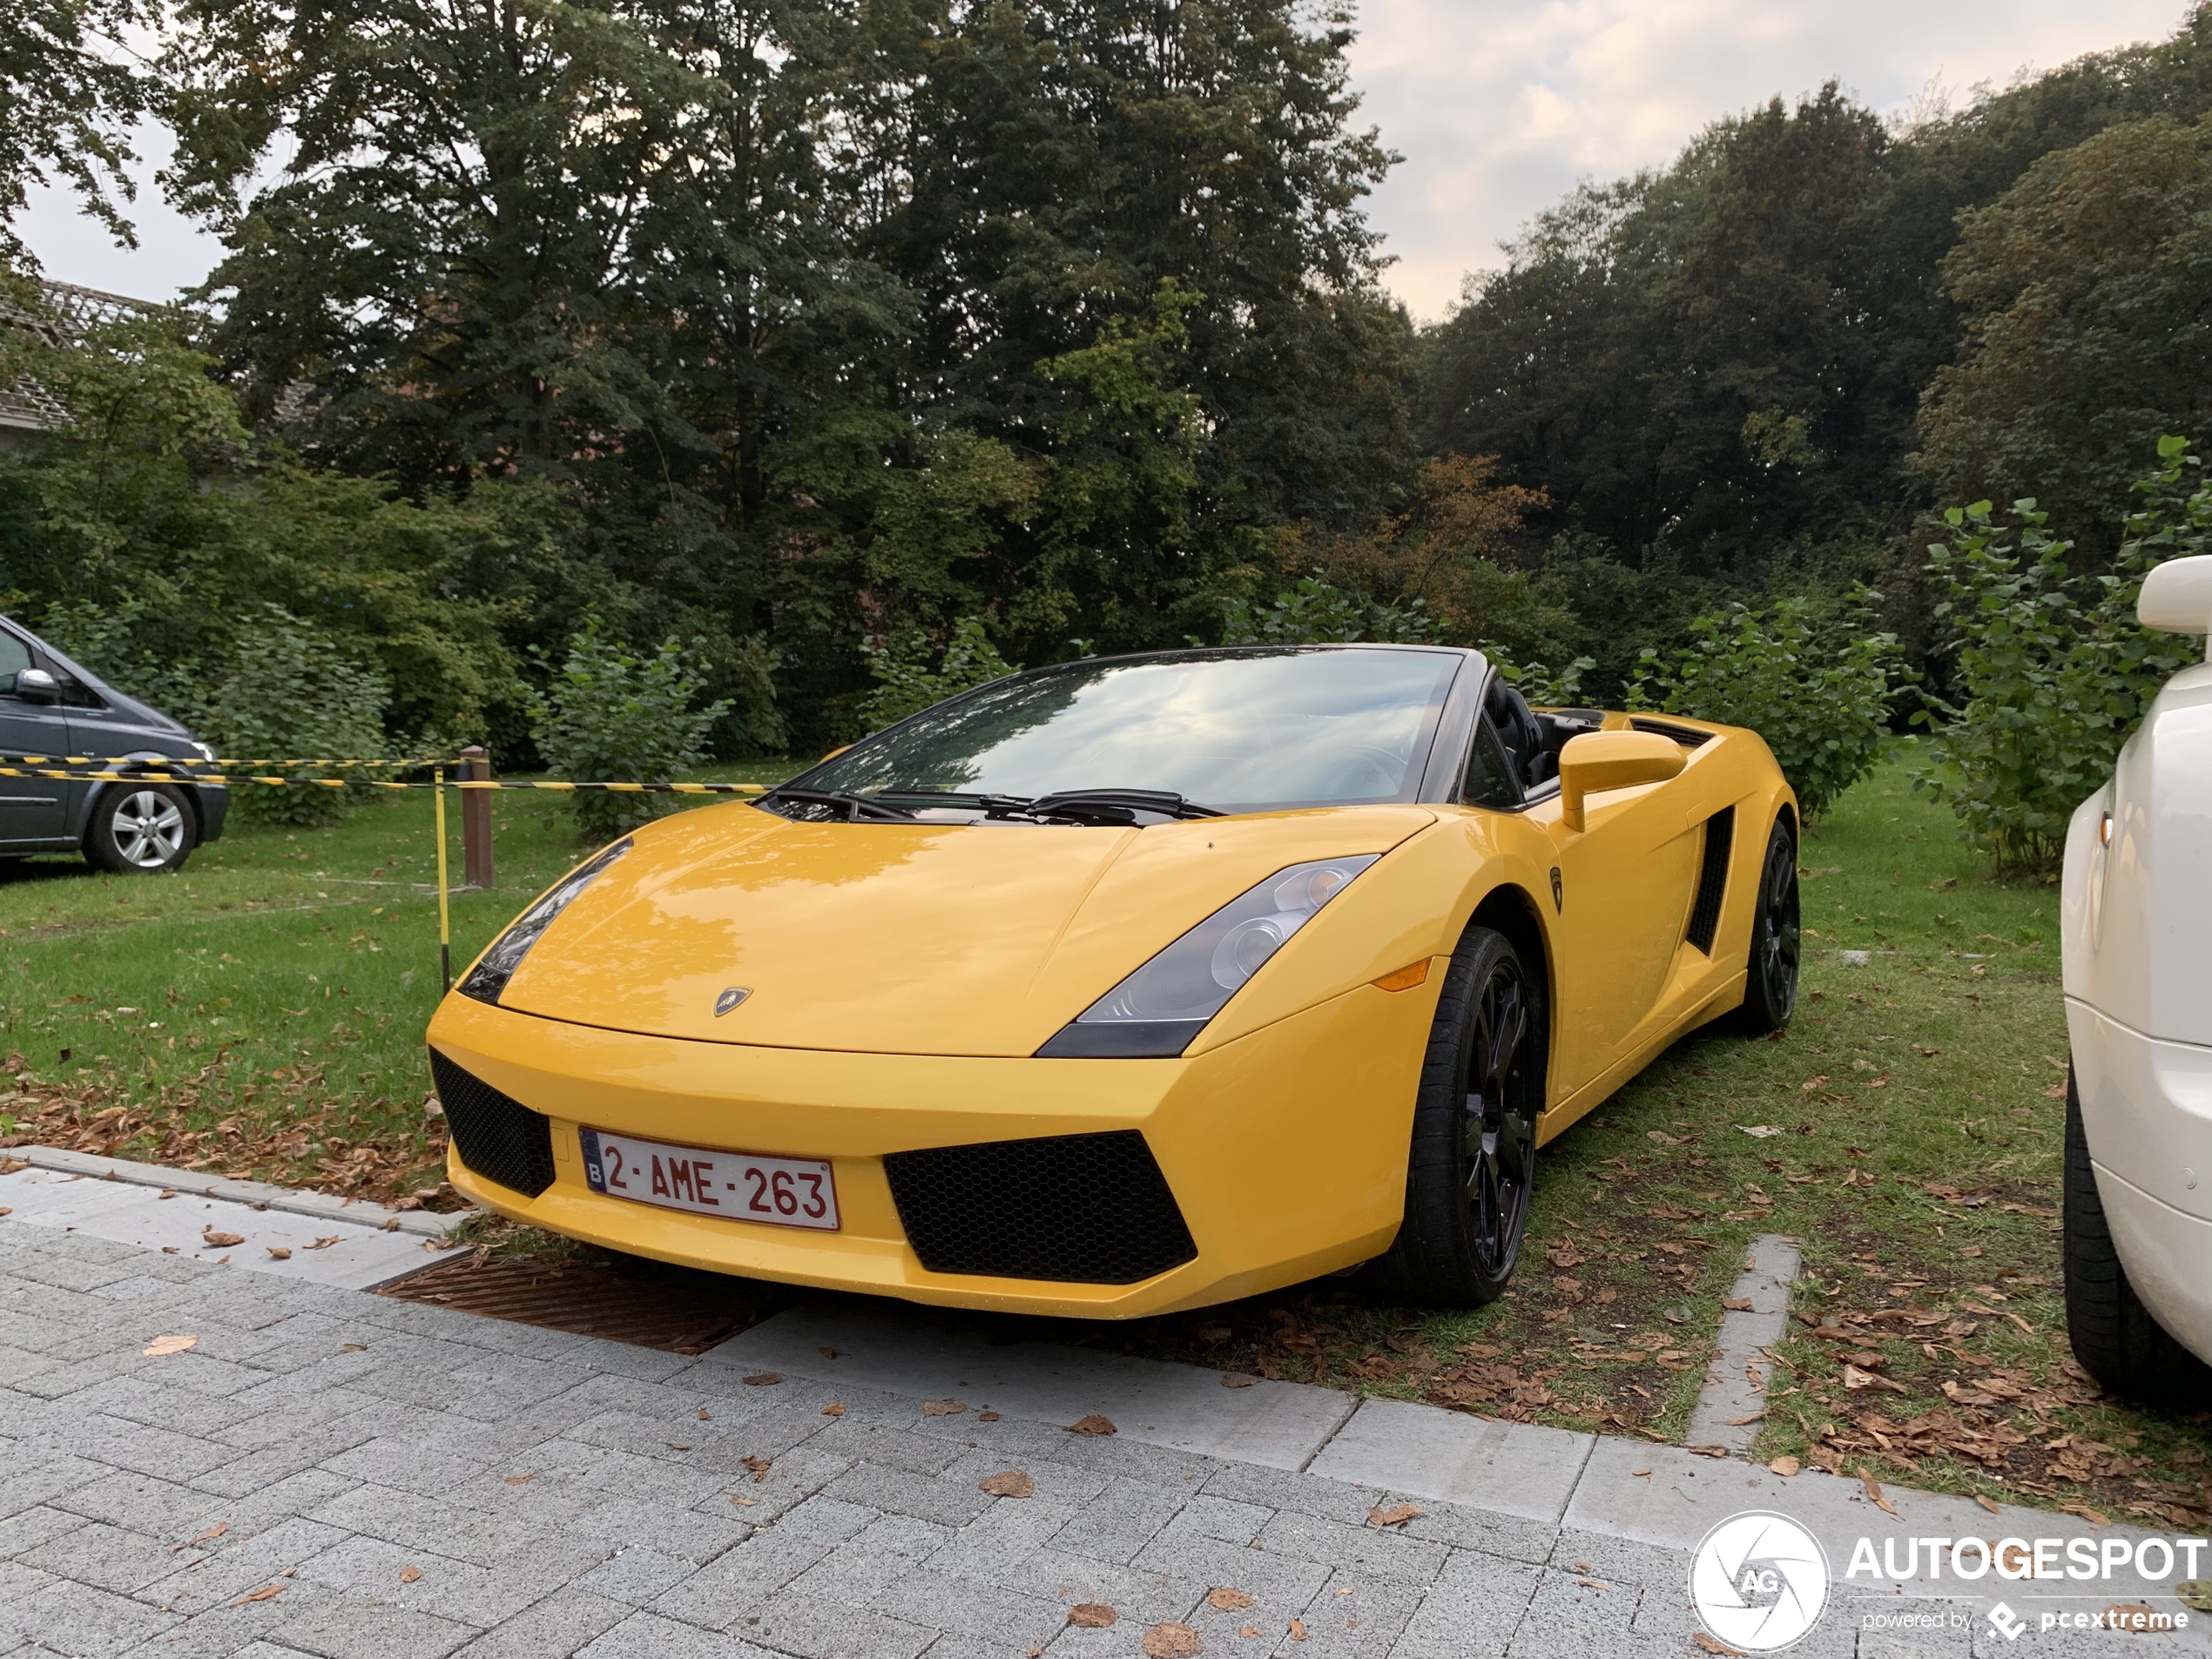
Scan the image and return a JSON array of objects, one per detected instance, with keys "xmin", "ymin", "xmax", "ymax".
[{"xmin": 2063, "ymin": 553, "xmax": 2212, "ymax": 1400}]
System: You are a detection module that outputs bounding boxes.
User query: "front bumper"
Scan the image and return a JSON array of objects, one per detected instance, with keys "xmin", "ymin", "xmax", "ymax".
[
  {"xmin": 425, "ymin": 974, "xmax": 1440, "ymax": 1318},
  {"xmin": 2067, "ymin": 999, "xmax": 2212, "ymax": 1363}
]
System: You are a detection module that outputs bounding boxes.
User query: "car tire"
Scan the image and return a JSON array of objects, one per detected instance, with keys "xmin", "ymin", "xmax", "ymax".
[
  {"xmin": 2062, "ymin": 1066, "xmax": 2212, "ymax": 1405},
  {"xmin": 1368, "ymin": 923, "xmax": 1545, "ymax": 1308},
  {"xmin": 84, "ymin": 783, "xmax": 195, "ymax": 874},
  {"xmin": 1730, "ymin": 816, "xmax": 1800, "ymax": 1034}
]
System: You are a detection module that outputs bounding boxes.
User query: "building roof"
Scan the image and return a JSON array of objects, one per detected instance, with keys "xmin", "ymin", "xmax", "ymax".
[{"xmin": 0, "ymin": 280, "xmax": 158, "ymax": 432}]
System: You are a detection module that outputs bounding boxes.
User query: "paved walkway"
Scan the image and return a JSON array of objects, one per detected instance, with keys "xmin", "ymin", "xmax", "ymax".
[{"xmin": 0, "ymin": 1195, "xmax": 2195, "ymax": 1656}]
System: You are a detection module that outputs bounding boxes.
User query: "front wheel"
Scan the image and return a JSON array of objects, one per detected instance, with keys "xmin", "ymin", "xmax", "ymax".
[
  {"xmin": 2062, "ymin": 1067, "xmax": 2212, "ymax": 1405},
  {"xmin": 84, "ymin": 783, "xmax": 195, "ymax": 874},
  {"xmin": 1369, "ymin": 925, "xmax": 1544, "ymax": 1307},
  {"xmin": 1731, "ymin": 816, "xmax": 1799, "ymax": 1034}
]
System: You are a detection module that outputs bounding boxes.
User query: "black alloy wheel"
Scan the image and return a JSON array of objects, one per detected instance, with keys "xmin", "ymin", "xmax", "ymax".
[
  {"xmin": 1370, "ymin": 924, "xmax": 1544, "ymax": 1307},
  {"xmin": 1732, "ymin": 817, "xmax": 1800, "ymax": 1034}
]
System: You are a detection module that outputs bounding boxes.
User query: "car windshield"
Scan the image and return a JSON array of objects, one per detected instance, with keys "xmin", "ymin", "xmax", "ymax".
[{"xmin": 800, "ymin": 647, "xmax": 1466, "ymax": 813}]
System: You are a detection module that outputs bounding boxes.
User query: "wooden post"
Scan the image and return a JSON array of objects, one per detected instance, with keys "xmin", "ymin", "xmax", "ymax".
[{"xmin": 460, "ymin": 745, "xmax": 495, "ymax": 891}]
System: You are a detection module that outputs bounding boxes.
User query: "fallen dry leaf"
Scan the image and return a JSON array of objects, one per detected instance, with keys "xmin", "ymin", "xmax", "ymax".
[
  {"xmin": 187, "ymin": 1521, "xmax": 229, "ymax": 1545},
  {"xmin": 1220, "ymin": 1372, "xmax": 1258, "ymax": 1389},
  {"xmin": 1208, "ymin": 1588, "xmax": 1255, "ymax": 1611},
  {"xmin": 228, "ymin": 1584, "xmax": 285, "ymax": 1607},
  {"xmin": 1142, "ymin": 1622, "xmax": 1202, "ymax": 1658},
  {"xmin": 201, "ymin": 1230, "xmax": 244, "ymax": 1248},
  {"xmin": 2063, "ymin": 1503, "xmax": 2113, "ymax": 1527},
  {"xmin": 1858, "ymin": 1467, "xmax": 1898, "ymax": 1517},
  {"xmin": 979, "ymin": 1471, "xmax": 1035, "ymax": 1499},
  {"xmin": 741, "ymin": 1372, "xmax": 781, "ymax": 1386},
  {"xmin": 1692, "ymin": 1635, "xmax": 1745, "ymax": 1656},
  {"xmin": 664, "ymin": 1443, "xmax": 691, "ymax": 1452},
  {"xmin": 1288, "ymin": 1618, "xmax": 1308, "ymax": 1642},
  {"xmin": 1367, "ymin": 1504, "xmax": 1422, "ymax": 1527},
  {"xmin": 1067, "ymin": 1413, "xmax": 1117, "ymax": 1436},
  {"xmin": 1723, "ymin": 1297, "xmax": 1755, "ymax": 1312},
  {"xmin": 822, "ymin": 1403, "xmax": 846, "ymax": 1417},
  {"xmin": 1069, "ymin": 1603, "xmax": 1116, "ymax": 1629},
  {"xmin": 922, "ymin": 1399, "xmax": 966, "ymax": 1417},
  {"xmin": 1239, "ymin": 1628, "xmax": 1262, "ymax": 1639},
  {"xmin": 503, "ymin": 1474, "xmax": 535, "ymax": 1486},
  {"xmin": 1768, "ymin": 1456, "xmax": 1800, "ymax": 1477},
  {"xmin": 303, "ymin": 1234, "xmax": 341, "ymax": 1250},
  {"xmin": 1976, "ymin": 1494, "xmax": 2004, "ymax": 1515},
  {"xmin": 741, "ymin": 1455, "xmax": 773, "ymax": 1482},
  {"xmin": 819, "ymin": 1346, "xmax": 838, "ymax": 1359},
  {"xmin": 1842, "ymin": 1363, "xmax": 1906, "ymax": 1394},
  {"xmin": 1631, "ymin": 1468, "xmax": 1652, "ymax": 1478},
  {"xmin": 398, "ymin": 1565, "xmax": 421, "ymax": 1584},
  {"xmin": 977, "ymin": 1411, "xmax": 1001, "ymax": 1421},
  {"xmin": 157, "ymin": 1188, "xmax": 176, "ymax": 1199},
  {"xmin": 266, "ymin": 1246, "xmax": 292, "ymax": 1260},
  {"xmin": 731, "ymin": 1495, "xmax": 756, "ymax": 1507},
  {"xmin": 1723, "ymin": 1412, "xmax": 1765, "ymax": 1426},
  {"xmin": 143, "ymin": 1334, "xmax": 198, "ymax": 1357}
]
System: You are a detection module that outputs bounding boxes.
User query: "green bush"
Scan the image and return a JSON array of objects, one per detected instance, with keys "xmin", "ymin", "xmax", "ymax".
[
  {"xmin": 203, "ymin": 606, "xmax": 393, "ymax": 826},
  {"xmin": 1218, "ymin": 572, "xmax": 1437, "ymax": 645},
  {"xmin": 527, "ymin": 618, "xmax": 733, "ymax": 840},
  {"xmin": 1912, "ymin": 438, "xmax": 2202, "ymax": 873},
  {"xmin": 860, "ymin": 616, "xmax": 1019, "ymax": 731},
  {"xmin": 1630, "ymin": 592, "xmax": 1900, "ymax": 818},
  {"xmin": 1493, "ymin": 651, "xmax": 1597, "ymax": 707}
]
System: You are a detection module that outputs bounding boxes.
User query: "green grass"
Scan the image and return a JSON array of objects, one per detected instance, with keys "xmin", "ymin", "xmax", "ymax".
[{"xmin": 0, "ymin": 767, "xmax": 791, "ymax": 1201}]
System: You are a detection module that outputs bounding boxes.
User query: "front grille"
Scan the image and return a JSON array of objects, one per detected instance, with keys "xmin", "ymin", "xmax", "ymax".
[
  {"xmin": 428, "ymin": 1049, "xmax": 556, "ymax": 1198},
  {"xmin": 1686, "ymin": 806, "xmax": 1736, "ymax": 954},
  {"xmin": 884, "ymin": 1130, "xmax": 1197, "ymax": 1284}
]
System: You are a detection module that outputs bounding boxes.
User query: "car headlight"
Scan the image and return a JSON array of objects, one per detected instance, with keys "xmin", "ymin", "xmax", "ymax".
[
  {"xmin": 192, "ymin": 742, "xmax": 218, "ymax": 765},
  {"xmin": 457, "ymin": 838, "xmax": 632, "ymax": 1005},
  {"xmin": 1036, "ymin": 854, "xmax": 1380, "ymax": 1057}
]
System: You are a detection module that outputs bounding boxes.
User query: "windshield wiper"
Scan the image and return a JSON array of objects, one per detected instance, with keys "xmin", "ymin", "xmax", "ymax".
[
  {"xmin": 757, "ymin": 786, "xmax": 918, "ymax": 822},
  {"xmin": 1019, "ymin": 789, "xmax": 1224, "ymax": 825}
]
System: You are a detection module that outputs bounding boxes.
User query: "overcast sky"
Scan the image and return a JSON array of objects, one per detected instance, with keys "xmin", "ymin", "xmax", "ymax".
[{"xmin": 14, "ymin": 0, "xmax": 2198, "ymax": 320}]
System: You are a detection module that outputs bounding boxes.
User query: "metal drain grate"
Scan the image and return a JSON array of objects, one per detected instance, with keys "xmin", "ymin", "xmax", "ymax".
[{"xmin": 379, "ymin": 1253, "xmax": 783, "ymax": 1353}]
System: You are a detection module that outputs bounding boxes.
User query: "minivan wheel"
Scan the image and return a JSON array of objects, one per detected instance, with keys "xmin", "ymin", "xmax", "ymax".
[
  {"xmin": 2062, "ymin": 1067, "xmax": 2211, "ymax": 1406},
  {"xmin": 1367, "ymin": 924, "xmax": 1544, "ymax": 1308},
  {"xmin": 84, "ymin": 784, "xmax": 194, "ymax": 874}
]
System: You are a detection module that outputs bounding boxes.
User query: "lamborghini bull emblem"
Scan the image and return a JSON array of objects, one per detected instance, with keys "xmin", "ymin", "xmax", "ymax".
[{"xmin": 713, "ymin": 986, "xmax": 752, "ymax": 1017}]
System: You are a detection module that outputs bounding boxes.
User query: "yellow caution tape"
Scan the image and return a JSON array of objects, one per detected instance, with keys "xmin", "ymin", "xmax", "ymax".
[
  {"xmin": 0, "ymin": 765, "xmax": 766, "ymax": 794},
  {"xmin": 0, "ymin": 753, "xmax": 444, "ymax": 770}
]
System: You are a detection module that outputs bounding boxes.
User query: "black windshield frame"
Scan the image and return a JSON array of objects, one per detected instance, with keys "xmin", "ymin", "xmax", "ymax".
[{"xmin": 786, "ymin": 644, "xmax": 1485, "ymax": 817}]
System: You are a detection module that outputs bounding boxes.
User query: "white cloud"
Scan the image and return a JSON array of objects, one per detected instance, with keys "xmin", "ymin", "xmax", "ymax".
[{"xmin": 1347, "ymin": 0, "xmax": 2196, "ymax": 320}]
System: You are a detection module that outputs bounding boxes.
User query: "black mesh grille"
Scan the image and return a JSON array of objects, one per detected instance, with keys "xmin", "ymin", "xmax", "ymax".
[
  {"xmin": 428, "ymin": 1049, "xmax": 556, "ymax": 1198},
  {"xmin": 884, "ymin": 1130, "xmax": 1197, "ymax": 1284},
  {"xmin": 1686, "ymin": 806, "xmax": 1736, "ymax": 954}
]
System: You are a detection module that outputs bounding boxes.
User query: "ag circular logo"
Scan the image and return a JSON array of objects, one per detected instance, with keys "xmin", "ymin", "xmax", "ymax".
[{"xmin": 1689, "ymin": 1511, "xmax": 1831, "ymax": 1652}]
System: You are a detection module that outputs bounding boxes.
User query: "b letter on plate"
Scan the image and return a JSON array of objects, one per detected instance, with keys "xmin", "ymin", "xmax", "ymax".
[{"xmin": 580, "ymin": 1128, "xmax": 839, "ymax": 1231}]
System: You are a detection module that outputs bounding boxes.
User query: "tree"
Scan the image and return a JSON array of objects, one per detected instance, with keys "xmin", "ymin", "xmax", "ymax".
[
  {"xmin": 0, "ymin": 0, "xmax": 155, "ymax": 266},
  {"xmin": 1917, "ymin": 114, "xmax": 2212, "ymax": 552}
]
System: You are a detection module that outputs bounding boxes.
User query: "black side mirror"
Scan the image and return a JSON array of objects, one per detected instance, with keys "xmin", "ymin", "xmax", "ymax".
[{"xmin": 10, "ymin": 667, "xmax": 58, "ymax": 705}]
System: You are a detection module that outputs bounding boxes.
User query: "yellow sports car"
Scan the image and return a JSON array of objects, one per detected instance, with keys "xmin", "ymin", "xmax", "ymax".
[{"xmin": 426, "ymin": 645, "xmax": 1798, "ymax": 1317}]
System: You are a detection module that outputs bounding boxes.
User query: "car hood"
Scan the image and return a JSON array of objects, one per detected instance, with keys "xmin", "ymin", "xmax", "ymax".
[{"xmin": 494, "ymin": 800, "xmax": 1437, "ymax": 1055}]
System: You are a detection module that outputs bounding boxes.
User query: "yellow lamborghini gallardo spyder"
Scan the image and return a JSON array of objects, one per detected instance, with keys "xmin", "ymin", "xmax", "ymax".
[{"xmin": 425, "ymin": 645, "xmax": 1799, "ymax": 1317}]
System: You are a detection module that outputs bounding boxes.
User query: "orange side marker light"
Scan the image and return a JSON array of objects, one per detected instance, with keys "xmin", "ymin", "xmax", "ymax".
[{"xmin": 1371, "ymin": 960, "xmax": 1432, "ymax": 993}]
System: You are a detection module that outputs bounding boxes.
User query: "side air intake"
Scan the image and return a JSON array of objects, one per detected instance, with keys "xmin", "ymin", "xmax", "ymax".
[
  {"xmin": 428, "ymin": 1049, "xmax": 556, "ymax": 1198},
  {"xmin": 1686, "ymin": 806, "xmax": 1736, "ymax": 955},
  {"xmin": 885, "ymin": 1130, "xmax": 1197, "ymax": 1284}
]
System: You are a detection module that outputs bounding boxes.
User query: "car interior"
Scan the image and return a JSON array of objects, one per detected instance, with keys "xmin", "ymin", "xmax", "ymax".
[{"xmin": 1481, "ymin": 676, "xmax": 1604, "ymax": 798}]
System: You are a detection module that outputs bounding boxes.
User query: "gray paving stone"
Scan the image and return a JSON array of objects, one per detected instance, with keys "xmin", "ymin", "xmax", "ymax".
[
  {"xmin": 783, "ymin": 1513, "xmax": 950, "ymax": 1606},
  {"xmin": 294, "ymin": 1531, "xmax": 595, "ymax": 1626},
  {"xmin": 1164, "ymin": 1493, "xmax": 1273, "ymax": 1548},
  {"xmin": 1275, "ymin": 1570, "xmax": 1426, "ymax": 1659},
  {"xmin": 988, "ymin": 1545, "xmax": 1204, "ymax": 1626},
  {"xmin": 20, "ymin": 1517, "xmax": 204, "ymax": 1595},
  {"xmin": 1251, "ymin": 1510, "xmax": 1451, "ymax": 1586},
  {"xmin": 822, "ymin": 1462, "xmax": 995, "ymax": 1529},
  {"xmin": 577, "ymin": 1609, "xmax": 775, "ymax": 1659},
  {"xmin": 864, "ymin": 1570, "xmax": 1069, "ymax": 1649},
  {"xmin": 0, "ymin": 1576, "xmax": 179, "ymax": 1656},
  {"xmin": 1524, "ymin": 1563, "xmax": 1641, "ymax": 1633},
  {"xmin": 136, "ymin": 1516, "xmax": 356, "ymax": 1616},
  {"xmin": 652, "ymin": 1530, "xmax": 833, "ymax": 1629},
  {"xmin": 0, "ymin": 1503, "xmax": 91, "ymax": 1557},
  {"xmin": 445, "ymin": 1588, "xmax": 632, "ymax": 1659},
  {"xmin": 746, "ymin": 1588, "xmax": 937, "ymax": 1659},
  {"xmin": 572, "ymin": 1546, "xmax": 699, "ymax": 1607},
  {"xmin": 269, "ymin": 1589, "xmax": 479, "ymax": 1659}
]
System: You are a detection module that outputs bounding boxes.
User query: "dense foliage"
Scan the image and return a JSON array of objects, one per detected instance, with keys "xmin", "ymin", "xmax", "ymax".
[
  {"xmin": 527, "ymin": 620, "xmax": 734, "ymax": 839},
  {"xmin": 1912, "ymin": 442, "xmax": 2203, "ymax": 872},
  {"xmin": 1631, "ymin": 595, "xmax": 1902, "ymax": 819}
]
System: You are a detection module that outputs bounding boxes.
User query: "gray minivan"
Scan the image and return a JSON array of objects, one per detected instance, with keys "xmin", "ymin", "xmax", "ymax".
[{"xmin": 0, "ymin": 617, "xmax": 229, "ymax": 873}]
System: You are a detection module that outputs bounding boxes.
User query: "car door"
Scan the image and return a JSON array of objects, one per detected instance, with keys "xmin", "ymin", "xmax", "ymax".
[
  {"xmin": 0, "ymin": 626, "xmax": 71, "ymax": 846},
  {"xmin": 1534, "ymin": 736, "xmax": 1704, "ymax": 1102}
]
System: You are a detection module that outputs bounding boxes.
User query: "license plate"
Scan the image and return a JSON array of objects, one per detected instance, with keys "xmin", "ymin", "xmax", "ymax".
[{"xmin": 579, "ymin": 1128, "xmax": 839, "ymax": 1231}]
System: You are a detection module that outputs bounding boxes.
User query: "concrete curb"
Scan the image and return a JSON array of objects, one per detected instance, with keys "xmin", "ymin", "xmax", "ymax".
[{"xmin": 4, "ymin": 1143, "xmax": 471, "ymax": 1238}]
